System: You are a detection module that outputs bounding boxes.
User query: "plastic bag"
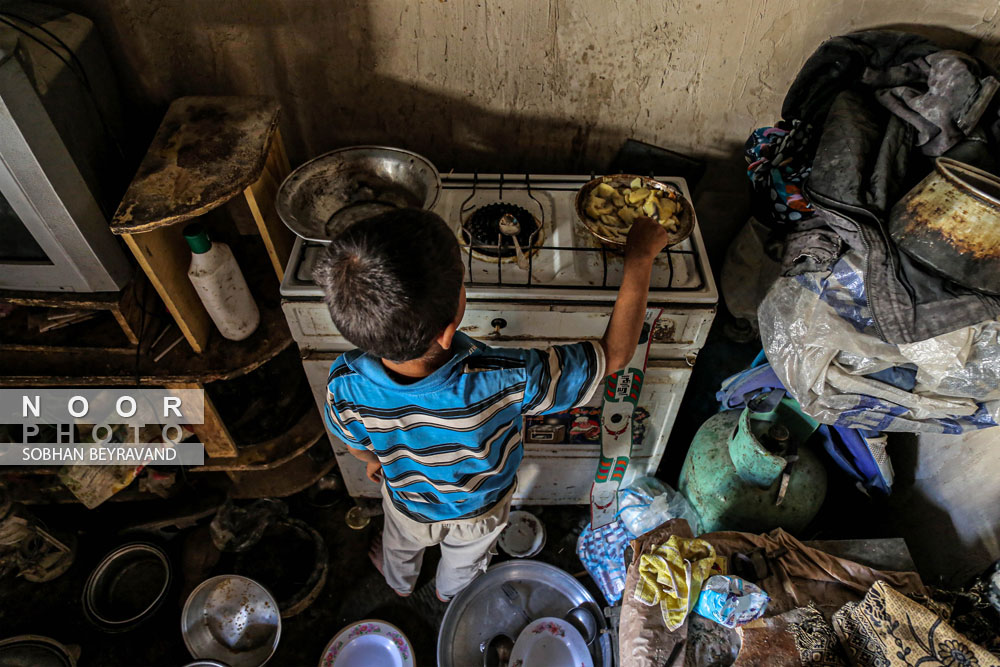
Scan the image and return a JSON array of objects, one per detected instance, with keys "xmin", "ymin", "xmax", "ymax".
[
  {"xmin": 693, "ymin": 575, "xmax": 769, "ymax": 628},
  {"xmin": 618, "ymin": 476, "xmax": 702, "ymax": 536},
  {"xmin": 758, "ymin": 251, "xmax": 1000, "ymax": 433},
  {"xmin": 576, "ymin": 518, "xmax": 632, "ymax": 604}
]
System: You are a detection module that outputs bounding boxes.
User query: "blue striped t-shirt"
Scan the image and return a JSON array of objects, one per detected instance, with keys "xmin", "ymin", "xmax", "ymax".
[{"xmin": 323, "ymin": 332, "xmax": 605, "ymax": 522}]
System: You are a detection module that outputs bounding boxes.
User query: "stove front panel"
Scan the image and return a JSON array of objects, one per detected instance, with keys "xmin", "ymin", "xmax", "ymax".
[{"xmin": 282, "ymin": 300, "xmax": 715, "ymax": 359}]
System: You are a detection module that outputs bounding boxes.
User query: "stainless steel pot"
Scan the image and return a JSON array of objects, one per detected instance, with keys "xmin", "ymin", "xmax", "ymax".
[
  {"xmin": 82, "ymin": 542, "xmax": 172, "ymax": 632},
  {"xmin": 275, "ymin": 146, "xmax": 441, "ymax": 242},
  {"xmin": 0, "ymin": 635, "xmax": 77, "ymax": 666},
  {"xmin": 181, "ymin": 575, "xmax": 281, "ymax": 667},
  {"xmin": 890, "ymin": 157, "xmax": 1000, "ymax": 294}
]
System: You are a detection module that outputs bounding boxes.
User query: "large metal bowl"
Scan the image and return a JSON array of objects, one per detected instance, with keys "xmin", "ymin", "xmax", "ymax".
[
  {"xmin": 575, "ymin": 173, "xmax": 694, "ymax": 249},
  {"xmin": 181, "ymin": 575, "xmax": 281, "ymax": 667},
  {"xmin": 437, "ymin": 560, "xmax": 610, "ymax": 667},
  {"xmin": 82, "ymin": 542, "xmax": 172, "ymax": 632},
  {"xmin": 276, "ymin": 146, "xmax": 441, "ymax": 242},
  {"xmin": 0, "ymin": 635, "xmax": 77, "ymax": 667}
]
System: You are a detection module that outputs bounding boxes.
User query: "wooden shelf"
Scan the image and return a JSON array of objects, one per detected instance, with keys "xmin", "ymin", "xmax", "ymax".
[
  {"xmin": 110, "ymin": 97, "xmax": 281, "ymax": 234},
  {"xmin": 0, "ymin": 298, "xmax": 291, "ymax": 386},
  {"xmin": 0, "ymin": 278, "xmax": 148, "ymax": 346},
  {"xmin": 109, "ymin": 96, "xmax": 293, "ymax": 354},
  {"xmin": 193, "ymin": 407, "xmax": 324, "ymax": 472},
  {"xmin": 228, "ymin": 453, "xmax": 336, "ymax": 499}
]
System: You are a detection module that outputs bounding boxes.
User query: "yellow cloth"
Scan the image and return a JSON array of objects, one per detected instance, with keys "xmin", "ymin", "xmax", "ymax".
[{"xmin": 633, "ymin": 535, "xmax": 726, "ymax": 630}]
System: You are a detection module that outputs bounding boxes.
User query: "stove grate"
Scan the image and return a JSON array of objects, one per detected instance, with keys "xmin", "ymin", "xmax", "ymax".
[{"xmin": 456, "ymin": 172, "xmax": 704, "ymax": 292}]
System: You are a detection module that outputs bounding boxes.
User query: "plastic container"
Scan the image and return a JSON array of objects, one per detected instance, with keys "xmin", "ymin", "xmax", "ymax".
[{"xmin": 184, "ymin": 224, "xmax": 260, "ymax": 341}]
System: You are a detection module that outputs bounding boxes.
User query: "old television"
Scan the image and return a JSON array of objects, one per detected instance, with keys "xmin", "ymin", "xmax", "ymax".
[{"xmin": 0, "ymin": 2, "xmax": 131, "ymax": 292}]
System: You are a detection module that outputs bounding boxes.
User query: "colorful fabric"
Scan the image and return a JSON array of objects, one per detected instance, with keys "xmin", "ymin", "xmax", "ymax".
[
  {"xmin": 832, "ymin": 581, "xmax": 1000, "ymax": 667},
  {"xmin": 324, "ymin": 332, "xmax": 605, "ymax": 522},
  {"xmin": 745, "ymin": 122, "xmax": 816, "ymax": 225},
  {"xmin": 693, "ymin": 574, "xmax": 770, "ymax": 628},
  {"xmin": 633, "ymin": 535, "xmax": 726, "ymax": 630},
  {"xmin": 577, "ymin": 518, "xmax": 633, "ymax": 604}
]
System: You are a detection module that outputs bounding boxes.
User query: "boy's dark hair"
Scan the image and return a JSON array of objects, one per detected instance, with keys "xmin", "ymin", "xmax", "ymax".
[{"xmin": 312, "ymin": 208, "xmax": 463, "ymax": 362}]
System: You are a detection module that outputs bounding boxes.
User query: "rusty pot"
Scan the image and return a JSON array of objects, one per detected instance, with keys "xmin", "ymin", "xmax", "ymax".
[{"xmin": 890, "ymin": 157, "xmax": 1000, "ymax": 294}]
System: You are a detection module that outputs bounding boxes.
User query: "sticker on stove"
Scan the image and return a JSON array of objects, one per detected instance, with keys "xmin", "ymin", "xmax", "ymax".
[{"xmin": 590, "ymin": 308, "xmax": 661, "ymax": 529}]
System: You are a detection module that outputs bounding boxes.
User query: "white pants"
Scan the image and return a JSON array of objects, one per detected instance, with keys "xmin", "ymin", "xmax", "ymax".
[{"xmin": 380, "ymin": 483, "xmax": 514, "ymax": 599}]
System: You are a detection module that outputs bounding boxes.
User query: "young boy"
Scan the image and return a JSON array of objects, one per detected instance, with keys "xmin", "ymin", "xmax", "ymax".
[{"xmin": 313, "ymin": 207, "xmax": 668, "ymax": 601}]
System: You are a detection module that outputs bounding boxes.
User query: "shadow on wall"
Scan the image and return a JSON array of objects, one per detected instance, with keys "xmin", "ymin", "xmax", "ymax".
[
  {"xmin": 45, "ymin": 1, "xmax": 999, "ymax": 269},
  {"xmin": 50, "ymin": 0, "xmax": 744, "ymax": 213},
  {"xmin": 46, "ymin": 0, "xmax": 626, "ymax": 172},
  {"xmin": 884, "ymin": 432, "xmax": 1000, "ymax": 587}
]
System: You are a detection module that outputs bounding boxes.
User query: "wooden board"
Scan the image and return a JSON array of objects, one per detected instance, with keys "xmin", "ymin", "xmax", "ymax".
[
  {"xmin": 111, "ymin": 97, "xmax": 281, "ymax": 234},
  {"xmin": 122, "ymin": 226, "xmax": 211, "ymax": 353},
  {"xmin": 193, "ymin": 408, "xmax": 323, "ymax": 471},
  {"xmin": 0, "ymin": 287, "xmax": 291, "ymax": 386},
  {"xmin": 227, "ymin": 453, "xmax": 336, "ymax": 499},
  {"xmin": 166, "ymin": 381, "xmax": 239, "ymax": 458},
  {"xmin": 0, "ymin": 278, "xmax": 150, "ymax": 345},
  {"xmin": 242, "ymin": 128, "xmax": 294, "ymax": 281}
]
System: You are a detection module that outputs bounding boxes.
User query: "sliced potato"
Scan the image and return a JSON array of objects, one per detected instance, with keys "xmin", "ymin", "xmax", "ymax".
[
  {"xmin": 586, "ymin": 194, "xmax": 614, "ymax": 217},
  {"xmin": 618, "ymin": 206, "xmax": 639, "ymax": 224},
  {"xmin": 627, "ymin": 188, "xmax": 650, "ymax": 204},
  {"xmin": 656, "ymin": 197, "xmax": 677, "ymax": 219},
  {"xmin": 595, "ymin": 182, "xmax": 617, "ymax": 198},
  {"xmin": 584, "ymin": 178, "xmax": 684, "ymax": 242}
]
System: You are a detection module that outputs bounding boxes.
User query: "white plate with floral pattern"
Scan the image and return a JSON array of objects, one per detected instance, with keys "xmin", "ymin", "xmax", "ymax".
[
  {"xmin": 509, "ymin": 617, "xmax": 593, "ymax": 667},
  {"xmin": 319, "ymin": 619, "xmax": 414, "ymax": 667}
]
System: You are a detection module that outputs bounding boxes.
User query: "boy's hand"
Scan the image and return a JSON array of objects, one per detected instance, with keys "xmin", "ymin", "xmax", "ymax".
[
  {"xmin": 625, "ymin": 217, "xmax": 669, "ymax": 263},
  {"xmin": 366, "ymin": 461, "xmax": 383, "ymax": 484}
]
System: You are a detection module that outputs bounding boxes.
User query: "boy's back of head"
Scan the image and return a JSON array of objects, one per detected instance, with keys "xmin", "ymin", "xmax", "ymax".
[{"xmin": 312, "ymin": 208, "xmax": 464, "ymax": 362}]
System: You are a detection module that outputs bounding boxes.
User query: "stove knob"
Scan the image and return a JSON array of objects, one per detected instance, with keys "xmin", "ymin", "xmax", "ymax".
[{"xmin": 490, "ymin": 318, "xmax": 508, "ymax": 336}]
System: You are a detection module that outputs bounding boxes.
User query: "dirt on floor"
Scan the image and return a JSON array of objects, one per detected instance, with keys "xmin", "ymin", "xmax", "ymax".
[{"xmin": 0, "ymin": 489, "xmax": 601, "ymax": 666}]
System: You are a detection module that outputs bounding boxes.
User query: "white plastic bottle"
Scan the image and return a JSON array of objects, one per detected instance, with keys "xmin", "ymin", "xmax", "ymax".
[{"xmin": 183, "ymin": 224, "xmax": 260, "ymax": 341}]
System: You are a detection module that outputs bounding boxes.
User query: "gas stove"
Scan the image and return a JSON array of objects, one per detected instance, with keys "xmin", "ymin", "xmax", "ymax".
[
  {"xmin": 280, "ymin": 173, "xmax": 716, "ymax": 304},
  {"xmin": 281, "ymin": 172, "xmax": 718, "ymax": 504}
]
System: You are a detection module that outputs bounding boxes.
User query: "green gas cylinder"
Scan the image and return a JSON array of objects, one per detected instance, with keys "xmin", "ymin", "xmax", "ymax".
[{"xmin": 678, "ymin": 398, "xmax": 827, "ymax": 535}]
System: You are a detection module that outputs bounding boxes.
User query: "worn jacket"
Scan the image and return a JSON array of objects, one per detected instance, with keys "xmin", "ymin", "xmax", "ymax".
[{"xmin": 781, "ymin": 31, "xmax": 1000, "ymax": 343}]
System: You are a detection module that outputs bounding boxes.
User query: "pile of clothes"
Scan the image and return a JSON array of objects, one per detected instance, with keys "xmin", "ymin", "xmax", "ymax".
[
  {"xmin": 733, "ymin": 31, "xmax": 1000, "ymax": 434},
  {"xmin": 619, "ymin": 519, "xmax": 1000, "ymax": 667}
]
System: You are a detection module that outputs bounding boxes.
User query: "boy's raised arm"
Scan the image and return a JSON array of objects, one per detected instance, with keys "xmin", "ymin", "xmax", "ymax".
[{"xmin": 601, "ymin": 217, "xmax": 669, "ymax": 373}]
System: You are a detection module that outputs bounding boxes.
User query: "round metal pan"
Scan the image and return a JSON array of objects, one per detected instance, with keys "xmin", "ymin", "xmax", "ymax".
[
  {"xmin": 275, "ymin": 146, "xmax": 441, "ymax": 242},
  {"xmin": 575, "ymin": 174, "xmax": 694, "ymax": 249},
  {"xmin": 436, "ymin": 560, "xmax": 611, "ymax": 667}
]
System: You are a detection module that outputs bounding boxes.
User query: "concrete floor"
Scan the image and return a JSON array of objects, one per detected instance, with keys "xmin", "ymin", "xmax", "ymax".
[{"xmin": 0, "ymin": 492, "xmax": 601, "ymax": 666}]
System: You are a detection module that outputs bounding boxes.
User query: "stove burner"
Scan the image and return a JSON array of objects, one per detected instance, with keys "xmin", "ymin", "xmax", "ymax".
[{"xmin": 462, "ymin": 203, "xmax": 541, "ymax": 259}]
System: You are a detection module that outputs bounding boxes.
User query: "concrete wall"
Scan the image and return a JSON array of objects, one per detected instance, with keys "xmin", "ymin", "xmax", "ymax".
[
  {"xmin": 51, "ymin": 0, "xmax": 1000, "ymax": 258},
  {"xmin": 888, "ymin": 430, "xmax": 1000, "ymax": 585}
]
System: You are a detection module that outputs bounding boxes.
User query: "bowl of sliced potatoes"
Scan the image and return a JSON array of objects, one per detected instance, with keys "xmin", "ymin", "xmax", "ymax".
[{"xmin": 575, "ymin": 174, "xmax": 694, "ymax": 249}]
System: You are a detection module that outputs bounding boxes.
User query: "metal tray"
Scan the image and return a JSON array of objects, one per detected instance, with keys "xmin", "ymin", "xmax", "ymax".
[
  {"xmin": 436, "ymin": 560, "xmax": 611, "ymax": 667},
  {"xmin": 275, "ymin": 146, "xmax": 440, "ymax": 242}
]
